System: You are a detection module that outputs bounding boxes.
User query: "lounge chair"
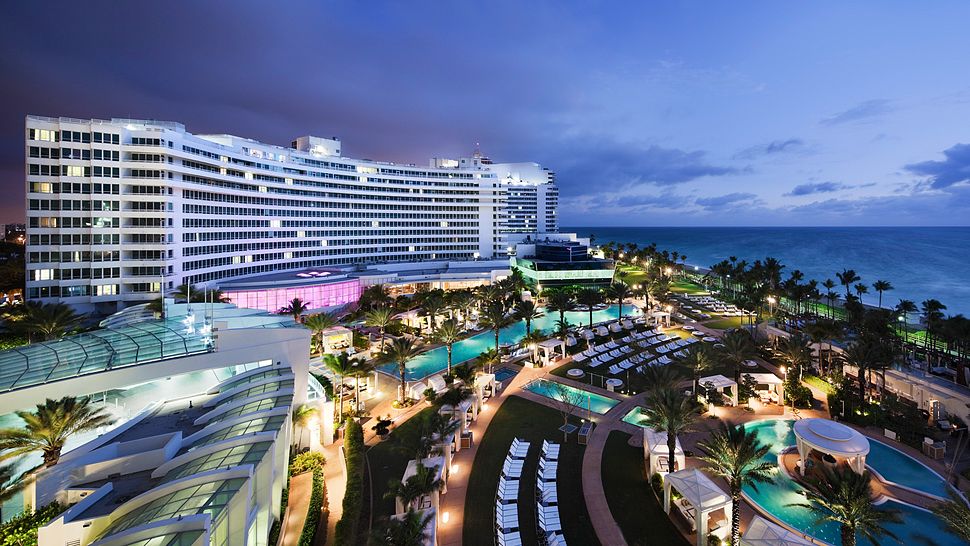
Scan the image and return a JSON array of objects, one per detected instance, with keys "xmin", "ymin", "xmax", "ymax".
[{"xmin": 542, "ymin": 440, "xmax": 560, "ymax": 460}]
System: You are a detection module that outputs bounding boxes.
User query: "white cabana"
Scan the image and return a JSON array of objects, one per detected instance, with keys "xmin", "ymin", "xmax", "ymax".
[
  {"xmin": 643, "ymin": 427, "xmax": 686, "ymax": 476},
  {"xmin": 651, "ymin": 311, "xmax": 671, "ymax": 327},
  {"xmin": 565, "ymin": 335, "xmax": 578, "ymax": 347},
  {"xmin": 320, "ymin": 326, "xmax": 353, "ymax": 354},
  {"xmin": 580, "ymin": 329, "xmax": 595, "ymax": 340},
  {"xmin": 741, "ymin": 516, "xmax": 813, "ymax": 546},
  {"xmin": 408, "ymin": 381, "xmax": 429, "ymax": 400},
  {"xmin": 536, "ymin": 338, "xmax": 566, "ymax": 367},
  {"xmin": 426, "ymin": 374, "xmax": 447, "ymax": 393},
  {"xmin": 441, "ymin": 395, "xmax": 481, "ymax": 435},
  {"xmin": 396, "ymin": 458, "xmax": 448, "ymax": 514},
  {"xmin": 699, "ymin": 374, "xmax": 738, "ymax": 406},
  {"xmin": 663, "ymin": 468, "xmax": 732, "ymax": 546},
  {"xmin": 594, "ymin": 325, "xmax": 609, "ymax": 337},
  {"xmin": 474, "ymin": 373, "xmax": 496, "ymax": 400},
  {"xmin": 742, "ymin": 372, "xmax": 784, "ymax": 405},
  {"xmin": 609, "ymin": 321, "xmax": 624, "ymax": 333},
  {"xmin": 391, "ymin": 508, "xmax": 437, "ymax": 546},
  {"xmin": 793, "ymin": 418, "xmax": 869, "ymax": 475}
]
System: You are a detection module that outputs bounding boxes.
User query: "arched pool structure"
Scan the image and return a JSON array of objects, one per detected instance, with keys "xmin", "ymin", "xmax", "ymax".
[
  {"xmin": 741, "ymin": 418, "xmax": 965, "ymax": 546},
  {"xmin": 378, "ymin": 304, "xmax": 640, "ymax": 381}
]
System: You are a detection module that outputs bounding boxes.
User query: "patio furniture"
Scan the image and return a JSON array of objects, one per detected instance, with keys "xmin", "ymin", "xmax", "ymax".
[{"xmin": 579, "ymin": 421, "xmax": 593, "ymax": 445}]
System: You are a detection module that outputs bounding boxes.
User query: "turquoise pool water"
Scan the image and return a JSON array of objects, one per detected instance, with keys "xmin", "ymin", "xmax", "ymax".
[
  {"xmin": 379, "ymin": 304, "xmax": 638, "ymax": 380},
  {"xmin": 494, "ymin": 367, "xmax": 519, "ymax": 383},
  {"xmin": 522, "ymin": 378, "xmax": 620, "ymax": 415},
  {"xmin": 622, "ymin": 406, "xmax": 649, "ymax": 428},
  {"xmin": 744, "ymin": 419, "xmax": 962, "ymax": 546}
]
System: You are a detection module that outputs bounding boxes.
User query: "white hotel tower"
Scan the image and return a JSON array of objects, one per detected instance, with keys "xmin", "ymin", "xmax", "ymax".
[{"xmin": 24, "ymin": 116, "xmax": 557, "ymax": 313}]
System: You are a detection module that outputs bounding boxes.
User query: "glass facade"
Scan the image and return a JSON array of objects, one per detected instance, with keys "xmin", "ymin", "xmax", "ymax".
[{"xmin": 223, "ymin": 278, "xmax": 361, "ymax": 313}]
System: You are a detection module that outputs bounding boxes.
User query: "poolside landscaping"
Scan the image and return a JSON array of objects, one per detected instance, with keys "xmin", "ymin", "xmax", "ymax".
[{"xmin": 463, "ymin": 395, "xmax": 600, "ymax": 546}]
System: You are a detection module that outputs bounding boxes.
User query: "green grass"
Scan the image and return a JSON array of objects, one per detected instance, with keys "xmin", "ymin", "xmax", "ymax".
[
  {"xmin": 803, "ymin": 374, "xmax": 837, "ymax": 395},
  {"xmin": 701, "ymin": 316, "xmax": 747, "ymax": 330},
  {"xmin": 601, "ymin": 431, "xmax": 689, "ymax": 546},
  {"xmin": 670, "ymin": 280, "xmax": 707, "ymax": 294},
  {"xmin": 463, "ymin": 396, "xmax": 600, "ymax": 546},
  {"xmin": 616, "ymin": 265, "xmax": 648, "ymax": 285}
]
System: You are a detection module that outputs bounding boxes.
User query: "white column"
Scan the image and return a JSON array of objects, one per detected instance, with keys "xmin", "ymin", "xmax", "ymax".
[
  {"xmin": 663, "ymin": 480, "xmax": 673, "ymax": 514},
  {"xmin": 697, "ymin": 509, "xmax": 708, "ymax": 546},
  {"xmin": 796, "ymin": 438, "xmax": 809, "ymax": 476}
]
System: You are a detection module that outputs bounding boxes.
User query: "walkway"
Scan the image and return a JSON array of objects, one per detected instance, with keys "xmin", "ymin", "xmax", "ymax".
[{"xmin": 279, "ymin": 471, "xmax": 313, "ymax": 546}]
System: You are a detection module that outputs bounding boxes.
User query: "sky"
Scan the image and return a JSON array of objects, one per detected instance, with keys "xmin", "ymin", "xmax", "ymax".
[{"xmin": 2, "ymin": 1, "xmax": 970, "ymax": 226}]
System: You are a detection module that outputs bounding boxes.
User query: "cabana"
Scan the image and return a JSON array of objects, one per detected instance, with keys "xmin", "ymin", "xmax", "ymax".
[
  {"xmin": 742, "ymin": 372, "xmax": 784, "ymax": 405},
  {"xmin": 793, "ymin": 418, "xmax": 869, "ymax": 475},
  {"xmin": 643, "ymin": 427, "xmax": 685, "ymax": 476},
  {"xmin": 650, "ymin": 311, "xmax": 671, "ymax": 327},
  {"xmin": 580, "ymin": 329, "xmax": 595, "ymax": 341},
  {"xmin": 396, "ymin": 458, "xmax": 448, "ymax": 514},
  {"xmin": 474, "ymin": 373, "xmax": 496, "ymax": 400},
  {"xmin": 699, "ymin": 374, "xmax": 738, "ymax": 407},
  {"xmin": 663, "ymin": 468, "xmax": 731, "ymax": 546},
  {"xmin": 741, "ymin": 516, "xmax": 813, "ymax": 546},
  {"xmin": 320, "ymin": 326, "xmax": 353, "ymax": 354},
  {"xmin": 441, "ymin": 395, "xmax": 481, "ymax": 435},
  {"xmin": 408, "ymin": 381, "xmax": 429, "ymax": 401},
  {"xmin": 609, "ymin": 321, "xmax": 624, "ymax": 333},
  {"xmin": 594, "ymin": 325, "xmax": 610, "ymax": 337},
  {"xmin": 391, "ymin": 508, "xmax": 437, "ymax": 546},
  {"xmin": 426, "ymin": 374, "xmax": 448, "ymax": 393},
  {"xmin": 536, "ymin": 338, "xmax": 566, "ymax": 367}
]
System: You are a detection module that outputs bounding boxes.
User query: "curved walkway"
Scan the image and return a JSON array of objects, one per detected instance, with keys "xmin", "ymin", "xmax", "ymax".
[{"xmin": 280, "ymin": 471, "xmax": 313, "ymax": 546}]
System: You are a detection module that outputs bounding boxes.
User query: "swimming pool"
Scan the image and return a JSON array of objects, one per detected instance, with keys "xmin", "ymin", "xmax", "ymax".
[
  {"xmin": 621, "ymin": 406, "xmax": 650, "ymax": 428},
  {"xmin": 493, "ymin": 367, "xmax": 519, "ymax": 383},
  {"xmin": 522, "ymin": 378, "xmax": 620, "ymax": 415},
  {"xmin": 743, "ymin": 419, "xmax": 963, "ymax": 546},
  {"xmin": 378, "ymin": 304, "xmax": 638, "ymax": 380}
]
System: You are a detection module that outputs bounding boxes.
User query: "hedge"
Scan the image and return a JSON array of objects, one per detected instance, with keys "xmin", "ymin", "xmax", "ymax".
[
  {"xmin": 268, "ymin": 485, "xmax": 289, "ymax": 546},
  {"xmin": 298, "ymin": 466, "xmax": 327, "ymax": 546},
  {"xmin": 0, "ymin": 503, "xmax": 66, "ymax": 546},
  {"xmin": 333, "ymin": 420, "xmax": 365, "ymax": 545}
]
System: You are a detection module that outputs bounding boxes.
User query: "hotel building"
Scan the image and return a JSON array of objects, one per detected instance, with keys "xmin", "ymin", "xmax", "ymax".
[{"xmin": 25, "ymin": 116, "xmax": 562, "ymax": 313}]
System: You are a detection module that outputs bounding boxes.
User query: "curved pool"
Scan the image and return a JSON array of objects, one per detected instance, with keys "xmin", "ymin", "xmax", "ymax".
[
  {"xmin": 379, "ymin": 304, "xmax": 639, "ymax": 380},
  {"xmin": 743, "ymin": 419, "xmax": 963, "ymax": 546}
]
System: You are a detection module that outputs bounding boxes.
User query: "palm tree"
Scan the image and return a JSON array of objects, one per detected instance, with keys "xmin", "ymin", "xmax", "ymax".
[
  {"xmin": 279, "ymin": 297, "xmax": 310, "ymax": 323},
  {"xmin": 697, "ymin": 422, "xmax": 776, "ymax": 546},
  {"xmin": 372, "ymin": 508, "xmax": 434, "ymax": 546},
  {"xmin": 545, "ymin": 288, "xmax": 574, "ymax": 324},
  {"xmin": 853, "ymin": 283, "xmax": 868, "ymax": 304},
  {"xmin": 477, "ymin": 348, "xmax": 500, "ymax": 374},
  {"xmin": 717, "ymin": 329, "xmax": 758, "ymax": 384},
  {"xmin": 843, "ymin": 340, "xmax": 877, "ymax": 401},
  {"xmin": 606, "ymin": 281, "xmax": 632, "ymax": 318},
  {"xmin": 0, "ymin": 463, "xmax": 31, "ymax": 505},
  {"xmin": 639, "ymin": 364, "xmax": 684, "ymax": 397},
  {"xmin": 822, "ymin": 279, "xmax": 838, "ymax": 318},
  {"xmin": 387, "ymin": 338, "xmax": 422, "ymax": 403},
  {"xmin": 433, "ymin": 319, "xmax": 462, "ymax": 375},
  {"xmin": 932, "ymin": 493, "xmax": 970, "ymax": 543},
  {"xmin": 481, "ymin": 300, "xmax": 507, "ymax": 354},
  {"xmin": 836, "ymin": 269, "xmax": 861, "ymax": 300},
  {"xmin": 515, "ymin": 300, "xmax": 542, "ymax": 335},
  {"xmin": 364, "ymin": 307, "xmax": 396, "ymax": 353},
  {"xmin": 921, "ymin": 299, "xmax": 948, "ymax": 351},
  {"xmin": 793, "ymin": 466, "xmax": 900, "ymax": 546},
  {"xmin": 384, "ymin": 462, "xmax": 444, "ymax": 512},
  {"xmin": 291, "ymin": 404, "xmax": 319, "ymax": 449},
  {"xmin": 576, "ymin": 288, "xmax": 603, "ymax": 327},
  {"xmin": 349, "ymin": 359, "xmax": 375, "ymax": 412},
  {"xmin": 871, "ymin": 280, "xmax": 893, "ymax": 308},
  {"xmin": 679, "ymin": 345, "xmax": 713, "ymax": 396},
  {"xmin": 324, "ymin": 352, "xmax": 355, "ymax": 419},
  {"xmin": 896, "ymin": 299, "xmax": 917, "ymax": 341},
  {"xmin": 420, "ymin": 294, "xmax": 446, "ymax": 333},
  {"xmin": 778, "ymin": 333, "xmax": 812, "ymax": 383},
  {"xmin": 303, "ymin": 312, "xmax": 338, "ymax": 354},
  {"xmin": 11, "ymin": 301, "xmax": 85, "ymax": 341},
  {"xmin": 641, "ymin": 388, "xmax": 700, "ymax": 473},
  {"xmin": 0, "ymin": 397, "xmax": 115, "ymax": 467}
]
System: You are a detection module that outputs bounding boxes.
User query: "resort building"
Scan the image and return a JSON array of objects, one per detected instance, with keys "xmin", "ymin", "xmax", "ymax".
[
  {"xmin": 510, "ymin": 235, "xmax": 615, "ymax": 289},
  {"xmin": 24, "ymin": 116, "xmax": 538, "ymax": 314}
]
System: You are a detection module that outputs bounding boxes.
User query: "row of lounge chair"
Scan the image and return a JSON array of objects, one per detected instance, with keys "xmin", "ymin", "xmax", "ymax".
[
  {"xmin": 536, "ymin": 440, "xmax": 565, "ymax": 545},
  {"xmin": 496, "ymin": 438, "xmax": 531, "ymax": 546}
]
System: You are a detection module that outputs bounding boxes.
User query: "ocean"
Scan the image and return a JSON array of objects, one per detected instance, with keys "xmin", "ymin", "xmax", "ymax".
[{"xmin": 564, "ymin": 226, "xmax": 970, "ymax": 316}]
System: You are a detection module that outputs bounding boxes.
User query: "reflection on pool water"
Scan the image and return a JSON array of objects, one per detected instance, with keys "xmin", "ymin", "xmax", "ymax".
[
  {"xmin": 744, "ymin": 419, "xmax": 963, "ymax": 546},
  {"xmin": 379, "ymin": 304, "xmax": 639, "ymax": 380},
  {"xmin": 522, "ymin": 378, "xmax": 620, "ymax": 415}
]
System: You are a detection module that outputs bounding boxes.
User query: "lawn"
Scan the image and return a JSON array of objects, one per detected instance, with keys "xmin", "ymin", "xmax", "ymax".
[
  {"xmin": 463, "ymin": 396, "xmax": 600, "ymax": 546},
  {"xmin": 616, "ymin": 265, "xmax": 648, "ymax": 285},
  {"xmin": 601, "ymin": 431, "xmax": 689, "ymax": 546},
  {"xmin": 701, "ymin": 316, "xmax": 747, "ymax": 330},
  {"xmin": 670, "ymin": 280, "xmax": 707, "ymax": 294}
]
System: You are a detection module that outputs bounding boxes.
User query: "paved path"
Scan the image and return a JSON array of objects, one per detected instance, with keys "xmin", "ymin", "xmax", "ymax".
[
  {"xmin": 322, "ymin": 443, "xmax": 345, "ymax": 546},
  {"xmin": 280, "ymin": 471, "xmax": 312, "ymax": 546}
]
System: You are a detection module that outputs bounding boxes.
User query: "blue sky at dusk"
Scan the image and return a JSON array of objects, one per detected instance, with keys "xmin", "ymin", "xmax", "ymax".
[{"xmin": 2, "ymin": 1, "xmax": 970, "ymax": 225}]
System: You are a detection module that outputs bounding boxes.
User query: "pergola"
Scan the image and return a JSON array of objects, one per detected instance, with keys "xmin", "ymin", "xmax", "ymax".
[
  {"xmin": 699, "ymin": 374, "xmax": 738, "ymax": 407},
  {"xmin": 663, "ymin": 468, "xmax": 732, "ymax": 546},
  {"xmin": 742, "ymin": 372, "xmax": 784, "ymax": 405},
  {"xmin": 536, "ymin": 338, "xmax": 566, "ymax": 367},
  {"xmin": 643, "ymin": 427, "xmax": 686, "ymax": 476},
  {"xmin": 793, "ymin": 418, "xmax": 869, "ymax": 475},
  {"xmin": 741, "ymin": 516, "xmax": 813, "ymax": 546}
]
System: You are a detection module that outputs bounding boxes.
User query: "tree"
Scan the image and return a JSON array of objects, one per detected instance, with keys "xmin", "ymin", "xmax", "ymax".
[
  {"xmin": 171, "ymin": 283, "xmax": 230, "ymax": 304},
  {"xmin": 822, "ymin": 279, "xmax": 838, "ymax": 318},
  {"xmin": 384, "ymin": 462, "xmax": 444, "ymax": 513},
  {"xmin": 679, "ymin": 345, "xmax": 713, "ymax": 396},
  {"xmin": 358, "ymin": 283, "xmax": 392, "ymax": 312},
  {"xmin": 871, "ymin": 280, "xmax": 893, "ymax": 309},
  {"xmin": 349, "ymin": 359, "xmax": 375, "ymax": 413},
  {"xmin": 853, "ymin": 283, "xmax": 868, "ymax": 304},
  {"xmin": 638, "ymin": 363, "xmax": 683, "ymax": 397},
  {"xmin": 895, "ymin": 299, "xmax": 917, "ymax": 341},
  {"xmin": 386, "ymin": 338, "xmax": 422, "ymax": 403},
  {"xmin": 364, "ymin": 307, "xmax": 396, "ymax": 353},
  {"xmin": 836, "ymin": 269, "xmax": 861, "ymax": 300},
  {"xmin": 921, "ymin": 299, "xmax": 948, "ymax": 351},
  {"xmin": 279, "ymin": 298, "xmax": 310, "ymax": 323},
  {"xmin": 576, "ymin": 288, "xmax": 603, "ymax": 327},
  {"xmin": 0, "ymin": 397, "xmax": 115, "ymax": 467},
  {"xmin": 717, "ymin": 329, "xmax": 758, "ymax": 384},
  {"xmin": 778, "ymin": 333, "xmax": 812, "ymax": 383},
  {"xmin": 481, "ymin": 299, "xmax": 508, "ymax": 355},
  {"xmin": 549, "ymin": 381, "xmax": 585, "ymax": 443},
  {"xmin": 8, "ymin": 302, "xmax": 85, "ymax": 341},
  {"xmin": 433, "ymin": 319, "xmax": 463, "ymax": 375},
  {"xmin": 515, "ymin": 300, "xmax": 542, "ymax": 335},
  {"xmin": 606, "ymin": 281, "xmax": 632, "ymax": 318},
  {"xmin": 477, "ymin": 348, "xmax": 500, "ymax": 375},
  {"xmin": 292, "ymin": 404, "xmax": 319, "ymax": 449},
  {"xmin": 0, "ymin": 463, "xmax": 31, "ymax": 504},
  {"xmin": 371, "ymin": 507, "xmax": 434, "ymax": 546},
  {"xmin": 303, "ymin": 312, "xmax": 338, "ymax": 354},
  {"xmin": 932, "ymin": 493, "xmax": 970, "ymax": 543},
  {"xmin": 419, "ymin": 293, "xmax": 447, "ymax": 333},
  {"xmin": 793, "ymin": 466, "xmax": 900, "ymax": 546},
  {"xmin": 697, "ymin": 421, "xmax": 775, "ymax": 545},
  {"xmin": 324, "ymin": 352, "xmax": 356, "ymax": 419},
  {"xmin": 642, "ymin": 388, "xmax": 700, "ymax": 473},
  {"xmin": 545, "ymin": 289, "xmax": 574, "ymax": 324}
]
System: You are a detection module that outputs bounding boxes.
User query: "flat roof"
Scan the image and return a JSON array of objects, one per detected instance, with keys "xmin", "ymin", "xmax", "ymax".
[{"xmin": 219, "ymin": 268, "xmax": 354, "ymax": 289}]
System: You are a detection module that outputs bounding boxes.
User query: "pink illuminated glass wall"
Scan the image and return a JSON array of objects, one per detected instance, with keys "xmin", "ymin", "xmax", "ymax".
[{"xmin": 225, "ymin": 278, "xmax": 362, "ymax": 313}]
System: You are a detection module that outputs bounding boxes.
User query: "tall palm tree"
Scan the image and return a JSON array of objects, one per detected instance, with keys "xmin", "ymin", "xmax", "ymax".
[
  {"xmin": 372, "ymin": 508, "xmax": 434, "ymax": 546},
  {"xmin": 576, "ymin": 287, "xmax": 603, "ymax": 327},
  {"xmin": 638, "ymin": 363, "xmax": 684, "ymax": 397},
  {"xmin": 303, "ymin": 312, "xmax": 338, "ymax": 354},
  {"xmin": 387, "ymin": 337, "xmax": 422, "ymax": 402},
  {"xmin": 793, "ymin": 466, "xmax": 900, "ymax": 546},
  {"xmin": 279, "ymin": 298, "xmax": 310, "ymax": 323},
  {"xmin": 836, "ymin": 269, "xmax": 861, "ymax": 300},
  {"xmin": 420, "ymin": 294, "xmax": 446, "ymax": 333},
  {"xmin": 921, "ymin": 299, "xmax": 948, "ymax": 351},
  {"xmin": 641, "ymin": 388, "xmax": 700, "ymax": 474},
  {"xmin": 843, "ymin": 339, "xmax": 881, "ymax": 401},
  {"xmin": 697, "ymin": 422, "xmax": 776, "ymax": 546},
  {"xmin": 679, "ymin": 345, "xmax": 713, "ymax": 396},
  {"xmin": 822, "ymin": 279, "xmax": 838, "ymax": 318},
  {"xmin": 364, "ymin": 307, "xmax": 396, "ymax": 353},
  {"xmin": 12, "ymin": 301, "xmax": 85, "ymax": 341},
  {"xmin": 0, "ymin": 397, "xmax": 115, "ymax": 467},
  {"xmin": 871, "ymin": 280, "xmax": 893, "ymax": 309},
  {"xmin": 476, "ymin": 348, "xmax": 500, "ymax": 374},
  {"xmin": 384, "ymin": 462, "xmax": 444, "ymax": 512},
  {"xmin": 606, "ymin": 281, "xmax": 632, "ymax": 318},
  {"xmin": 545, "ymin": 288, "xmax": 574, "ymax": 324},
  {"xmin": 291, "ymin": 404, "xmax": 319, "ymax": 449},
  {"xmin": 515, "ymin": 300, "xmax": 542, "ymax": 335},
  {"xmin": 778, "ymin": 333, "xmax": 812, "ymax": 383},
  {"xmin": 895, "ymin": 299, "xmax": 917, "ymax": 341},
  {"xmin": 717, "ymin": 329, "xmax": 758, "ymax": 384},
  {"xmin": 349, "ymin": 359, "xmax": 375, "ymax": 412},
  {"xmin": 433, "ymin": 319, "xmax": 463, "ymax": 375},
  {"xmin": 853, "ymin": 283, "xmax": 868, "ymax": 304},
  {"xmin": 481, "ymin": 300, "xmax": 508, "ymax": 354},
  {"xmin": 932, "ymin": 493, "xmax": 970, "ymax": 543},
  {"xmin": 324, "ymin": 352, "xmax": 355, "ymax": 419}
]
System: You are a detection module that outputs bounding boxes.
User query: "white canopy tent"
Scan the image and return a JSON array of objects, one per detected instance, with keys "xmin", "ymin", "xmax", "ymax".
[
  {"xmin": 426, "ymin": 374, "xmax": 447, "ymax": 393},
  {"xmin": 643, "ymin": 427, "xmax": 686, "ymax": 476},
  {"xmin": 699, "ymin": 374, "xmax": 738, "ymax": 407},
  {"xmin": 651, "ymin": 311, "xmax": 671, "ymax": 327},
  {"xmin": 408, "ymin": 381, "xmax": 429, "ymax": 400},
  {"xmin": 536, "ymin": 338, "xmax": 566, "ymax": 367},
  {"xmin": 396, "ymin": 457, "xmax": 448, "ymax": 514},
  {"xmin": 741, "ymin": 516, "xmax": 813, "ymax": 546},
  {"xmin": 663, "ymin": 468, "xmax": 732, "ymax": 546},
  {"xmin": 475, "ymin": 372, "xmax": 496, "ymax": 400},
  {"xmin": 743, "ymin": 372, "xmax": 784, "ymax": 404},
  {"xmin": 793, "ymin": 418, "xmax": 869, "ymax": 475}
]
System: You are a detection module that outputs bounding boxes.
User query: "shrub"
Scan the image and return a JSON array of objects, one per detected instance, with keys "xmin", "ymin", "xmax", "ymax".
[
  {"xmin": 0, "ymin": 503, "xmax": 67, "ymax": 546},
  {"xmin": 290, "ymin": 451, "xmax": 326, "ymax": 476},
  {"xmin": 784, "ymin": 379, "xmax": 814, "ymax": 409},
  {"xmin": 649, "ymin": 473, "xmax": 663, "ymax": 498},
  {"xmin": 423, "ymin": 387, "xmax": 437, "ymax": 403},
  {"xmin": 333, "ymin": 420, "xmax": 365, "ymax": 545},
  {"xmin": 298, "ymin": 466, "xmax": 327, "ymax": 546}
]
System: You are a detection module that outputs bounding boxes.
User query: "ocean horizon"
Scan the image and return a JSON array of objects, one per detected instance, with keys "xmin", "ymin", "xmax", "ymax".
[{"xmin": 564, "ymin": 226, "xmax": 970, "ymax": 317}]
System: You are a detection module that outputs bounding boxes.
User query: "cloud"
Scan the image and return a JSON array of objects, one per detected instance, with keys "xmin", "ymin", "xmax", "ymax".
[
  {"xmin": 695, "ymin": 192, "xmax": 759, "ymax": 210},
  {"xmin": 734, "ymin": 138, "xmax": 804, "ymax": 159},
  {"xmin": 904, "ymin": 143, "xmax": 970, "ymax": 189},
  {"xmin": 820, "ymin": 99, "xmax": 893, "ymax": 126},
  {"xmin": 786, "ymin": 181, "xmax": 849, "ymax": 196}
]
